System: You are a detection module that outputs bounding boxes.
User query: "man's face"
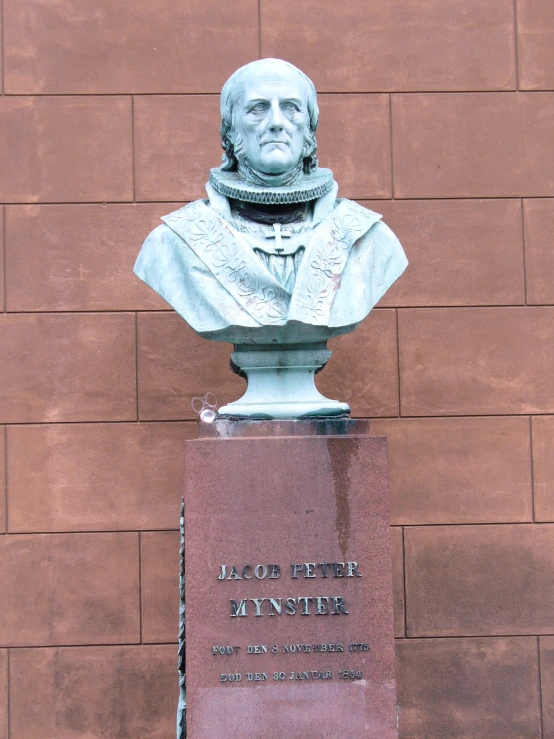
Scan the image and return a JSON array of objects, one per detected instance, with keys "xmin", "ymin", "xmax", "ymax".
[{"xmin": 231, "ymin": 64, "xmax": 309, "ymax": 176}]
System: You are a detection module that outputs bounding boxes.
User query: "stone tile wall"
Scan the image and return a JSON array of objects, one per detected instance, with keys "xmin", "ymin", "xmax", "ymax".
[{"xmin": 0, "ymin": 1, "xmax": 553, "ymax": 736}]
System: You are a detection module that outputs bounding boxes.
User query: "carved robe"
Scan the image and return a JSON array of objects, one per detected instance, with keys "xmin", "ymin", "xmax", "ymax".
[{"xmin": 134, "ymin": 183, "xmax": 407, "ymax": 344}]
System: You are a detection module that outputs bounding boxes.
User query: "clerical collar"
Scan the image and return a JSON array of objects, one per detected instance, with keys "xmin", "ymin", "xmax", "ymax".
[
  {"xmin": 231, "ymin": 199, "xmax": 309, "ymax": 225},
  {"xmin": 209, "ymin": 166, "xmax": 334, "ymax": 205}
]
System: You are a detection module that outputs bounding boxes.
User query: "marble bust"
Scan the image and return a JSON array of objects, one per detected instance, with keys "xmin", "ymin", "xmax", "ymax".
[{"xmin": 134, "ymin": 59, "xmax": 407, "ymax": 419}]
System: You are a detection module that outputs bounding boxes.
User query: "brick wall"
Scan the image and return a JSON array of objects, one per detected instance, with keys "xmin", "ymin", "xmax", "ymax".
[{"xmin": 1, "ymin": 1, "xmax": 553, "ymax": 736}]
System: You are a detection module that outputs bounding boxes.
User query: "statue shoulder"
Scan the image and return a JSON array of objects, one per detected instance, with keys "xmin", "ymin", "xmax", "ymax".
[
  {"xmin": 331, "ymin": 200, "xmax": 406, "ymax": 269},
  {"xmin": 330, "ymin": 199, "xmax": 384, "ymax": 241},
  {"xmin": 160, "ymin": 199, "xmax": 208, "ymax": 227},
  {"xmin": 335, "ymin": 198, "xmax": 382, "ymax": 221},
  {"xmin": 140, "ymin": 199, "xmax": 212, "ymax": 247},
  {"xmin": 143, "ymin": 221, "xmax": 171, "ymax": 243},
  {"xmin": 334, "ymin": 199, "xmax": 404, "ymax": 247}
]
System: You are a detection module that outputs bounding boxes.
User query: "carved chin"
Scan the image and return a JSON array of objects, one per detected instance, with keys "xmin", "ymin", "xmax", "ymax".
[{"xmin": 260, "ymin": 157, "xmax": 296, "ymax": 174}]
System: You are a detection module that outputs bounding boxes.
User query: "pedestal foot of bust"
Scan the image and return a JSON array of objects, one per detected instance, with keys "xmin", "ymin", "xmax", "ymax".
[{"xmin": 217, "ymin": 344, "xmax": 350, "ymax": 420}]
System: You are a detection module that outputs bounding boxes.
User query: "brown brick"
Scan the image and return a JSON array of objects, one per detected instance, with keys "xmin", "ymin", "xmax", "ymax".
[
  {"xmin": 0, "ymin": 429, "xmax": 5, "ymax": 534},
  {"xmin": 524, "ymin": 199, "xmax": 554, "ymax": 305},
  {"xmin": 134, "ymin": 95, "xmax": 221, "ymax": 202},
  {"xmin": 541, "ymin": 636, "xmax": 554, "ymax": 738},
  {"xmin": 317, "ymin": 95, "xmax": 391, "ymax": 199},
  {"xmin": 391, "ymin": 527, "xmax": 405, "ymax": 638},
  {"xmin": 0, "ymin": 8, "xmax": 3, "ymax": 92},
  {"xmin": 0, "ymin": 207, "xmax": 4, "ymax": 311},
  {"xmin": 371, "ymin": 417, "xmax": 533, "ymax": 525},
  {"xmin": 369, "ymin": 199, "xmax": 525, "ymax": 307},
  {"xmin": 9, "ymin": 645, "xmax": 175, "ymax": 738},
  {"xmin": 0, "ymin": 533, "xmax": 139, "ymax": 646},
  {"xmin": 392, "ymin": 93, "xmax": 554, "ymax": 198},
  {"xmin": 0, "ymin": 650, "xmax": 6, "ymax": 739},
  {"xmin": 396, "ymin": 637, "xmax": 541, "ymax": 738},
  {"xmin": 261, "ymin": 0, "xmax": 515, "ymax": 92},
  {"xmin": 398, "ymin": 307, "xmax": 554, "ymax": 416},
  {"xmin": 4, "ymin": 0, "xmax": 258, "ymax": 94},
  {"xmin": 318, "ymin": 309, "xmax": 399, "ymax": 417},
  {"xmin": 405, "ymin": 524, "xmax": 554, "ymax": 636},
  {"xmin": 0, "ymin": 313, "xmax": 136, "ymax": 423},
  {"xmin": 0, "ymin": 97, "xmax": 132, "ymax": 203},
  {"xmin": 7, "ymin": 423, "xmax": 195, "ymax": 533},
  {"xmin": 518, "ymin": 0, "xmax": 554, "ymax": 90},
  {"xmin": 141, "ymin": 531, "xmax": 180, "ymax": 643},
  {"xmin": 137, "ymin": 312, "xmax": 244, "ymax": 421},
  {"xmin": 532, "ymin": 416, "xmax": 554, "ymax": 522},
  {"xmin": 5, "ymin": 204, "xmax": 177, "ymax": 311}
]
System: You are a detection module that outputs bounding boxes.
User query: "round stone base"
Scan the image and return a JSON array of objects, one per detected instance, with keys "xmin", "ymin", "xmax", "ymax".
[{"xmin": 217, "ymin": 345, "xmax": 350, "ymax": 420}]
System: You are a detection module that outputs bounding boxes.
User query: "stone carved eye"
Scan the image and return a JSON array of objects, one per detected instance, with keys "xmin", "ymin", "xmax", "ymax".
[
  {"xmin": 250, "ymin": 103, "xmax": 266, "ymax": 115},
  {"xmin": 283, "ymin": 102, "xmax": 299, "ymax": 113}
]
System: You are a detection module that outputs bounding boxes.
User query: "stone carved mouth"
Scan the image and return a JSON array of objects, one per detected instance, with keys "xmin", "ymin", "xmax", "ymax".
[{"xmin": 261, "ymin": 140, "xmax": 289, "ymax": 147}]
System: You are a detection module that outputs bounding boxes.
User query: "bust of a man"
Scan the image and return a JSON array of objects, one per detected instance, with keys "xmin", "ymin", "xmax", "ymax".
[{"xmin": 134, "ymin": 59, "xmax": 407, "ymax": 419}]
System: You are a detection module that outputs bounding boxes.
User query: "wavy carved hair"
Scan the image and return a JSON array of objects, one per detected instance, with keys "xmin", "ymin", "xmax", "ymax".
[{"xmin": 219, "ymin": 59, "xmax": 319, "ymax": 175}]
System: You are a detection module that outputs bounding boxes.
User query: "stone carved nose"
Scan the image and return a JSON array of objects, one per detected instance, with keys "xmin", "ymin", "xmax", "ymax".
[{"xmin": 268, "ymin": 103, "xmax": 285, "ymax": 130}]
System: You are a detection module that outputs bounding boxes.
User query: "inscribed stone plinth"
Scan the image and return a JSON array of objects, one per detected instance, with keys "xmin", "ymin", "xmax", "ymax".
[{"xmin": 183, "ymin": 423, "xmax": 397, "ymax": 738}]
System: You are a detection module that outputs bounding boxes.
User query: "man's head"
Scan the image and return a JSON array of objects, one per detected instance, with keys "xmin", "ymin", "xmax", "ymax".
[{"xmin": 220, "ymin": 59, "xmax": 319, "ymax": 177}]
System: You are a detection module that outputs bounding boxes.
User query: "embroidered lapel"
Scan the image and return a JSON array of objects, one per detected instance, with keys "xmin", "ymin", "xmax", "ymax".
[
  {"xmin": 162, "ymin": 201, "xmax": 290, "ymax": 326},
  {"xmin": 288, "ymin": 200, "xmax": 382, "ymax": 325}
]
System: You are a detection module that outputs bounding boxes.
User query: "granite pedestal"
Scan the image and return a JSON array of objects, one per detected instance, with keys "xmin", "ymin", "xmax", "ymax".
[{"xmin": 183, "ymin": 420, "xmax": 397, "ymax": 738}]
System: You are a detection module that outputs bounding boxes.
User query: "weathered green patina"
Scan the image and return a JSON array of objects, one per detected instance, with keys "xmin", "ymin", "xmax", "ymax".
[{"xmin": 134, "ymin": 59, "xmax": 407, "ymax": 418}]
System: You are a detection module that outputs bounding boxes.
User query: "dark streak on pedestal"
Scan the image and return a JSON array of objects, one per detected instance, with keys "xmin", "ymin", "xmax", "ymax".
[{"xmin": 327, "ymin": 436, "xmax": 359, "ymax": 558}]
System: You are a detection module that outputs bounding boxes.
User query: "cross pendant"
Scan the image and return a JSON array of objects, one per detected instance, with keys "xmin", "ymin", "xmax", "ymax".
[{"xmin": 265, "ymin": 222, "xmax": 292, "ymax": 254}]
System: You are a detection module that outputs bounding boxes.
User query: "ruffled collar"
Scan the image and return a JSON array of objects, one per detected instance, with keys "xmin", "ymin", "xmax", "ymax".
[{"xmin": 209, "ymin": 165, "xmax": 334, "ymax": 205}]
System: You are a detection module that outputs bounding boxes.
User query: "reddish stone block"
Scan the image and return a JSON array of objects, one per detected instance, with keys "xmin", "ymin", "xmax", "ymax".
[
  {"xmin": 184, "ymin": 431, "xmax": 397, "ymax": 737},
  {"xmin": 318, "ymin": 309, "xmax": 399, "ymax": 417},
  {"xmin": 371, "ymin": 417, "xmax": 533, "ymax": 525},
  {"xmin": 0, "ymin": 313, "xmax": 136, "ymax": 423},
  {"xmin": 9, "ymin": 645, "xmax": 175, "ymax": 738},
  {"xmin": 398, "ymin": 307, "xmax": 554, "ymax": 416},
  {"xmin": 261, "ymin": 0, "xmax": 515, "ymax": 92},
  {"xmin": 317, "ymin": 95, "xmax": 391, "ymax": 199},
  {"xmin": 137, "ymin": 312, "xmax": 244, "ymax": 421},
  {"xmin": 4, "ymin": 0, "xmax": 258, "ymax": 94},
  {"xmin": 7, "ymin": 423, "xmax": 194, "ymax": 533},
  {"xmin": 369, "ymin": 199, "xmax": 525, "ymax": 307},
  {"xmin": 5, "ymin": 204, "xmax": 178, "ymax": 311},
  {"xmin": 0, "ymin": 8, "xmax": 3, "ymax": 92},
  {"xmin": 0, "ymin": 97, "xmax": 132, "ymax": 203},
  {"xmin": 404, "ymin": 524, "xmax": 554, "ymax": 636},
  {"xmin": 390, "ymin": 527, "xmax": 405, "ymax": 638},
  {"xmin": 0, "ymin": 533, "xmax": 139, "ymax": 646},
  {"xmin": 518, "ymin": 0, "xmax": 554, "ymax": 90},
  {"xmin": 524, "ymin": 199, "xmax": 554, "ymax": 305},
  {"xmin": 0, "ymin": 207, "xmax": 4, "ymax": 311},
  {"xmin": 396, "ymin": 637, "xmax": 541, "ymax": 737},
  {"xmin": 134, "ymin": 95, "xmax": 221, "ymax": 202},
  {"xmin": 0, "ymin": 650, "xmax": 6, "ymax": 739},
  {"xmin": 0, "ymin": 428, "xmax": 5, "ymax": 534},
  {"xmin": 532, "ymin": 416, "xmax": 554, "ymax": 522},
  {"xmin": 540, "ymin": 636, "xmax": 554, "ymax": 738},
  {"xmin": 141, "ymin": 531, "xmax": 180, "ymax": 643},
  {"xmin": 392, "ymin": 93, "xmax": 554, "ymax": 197}
]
